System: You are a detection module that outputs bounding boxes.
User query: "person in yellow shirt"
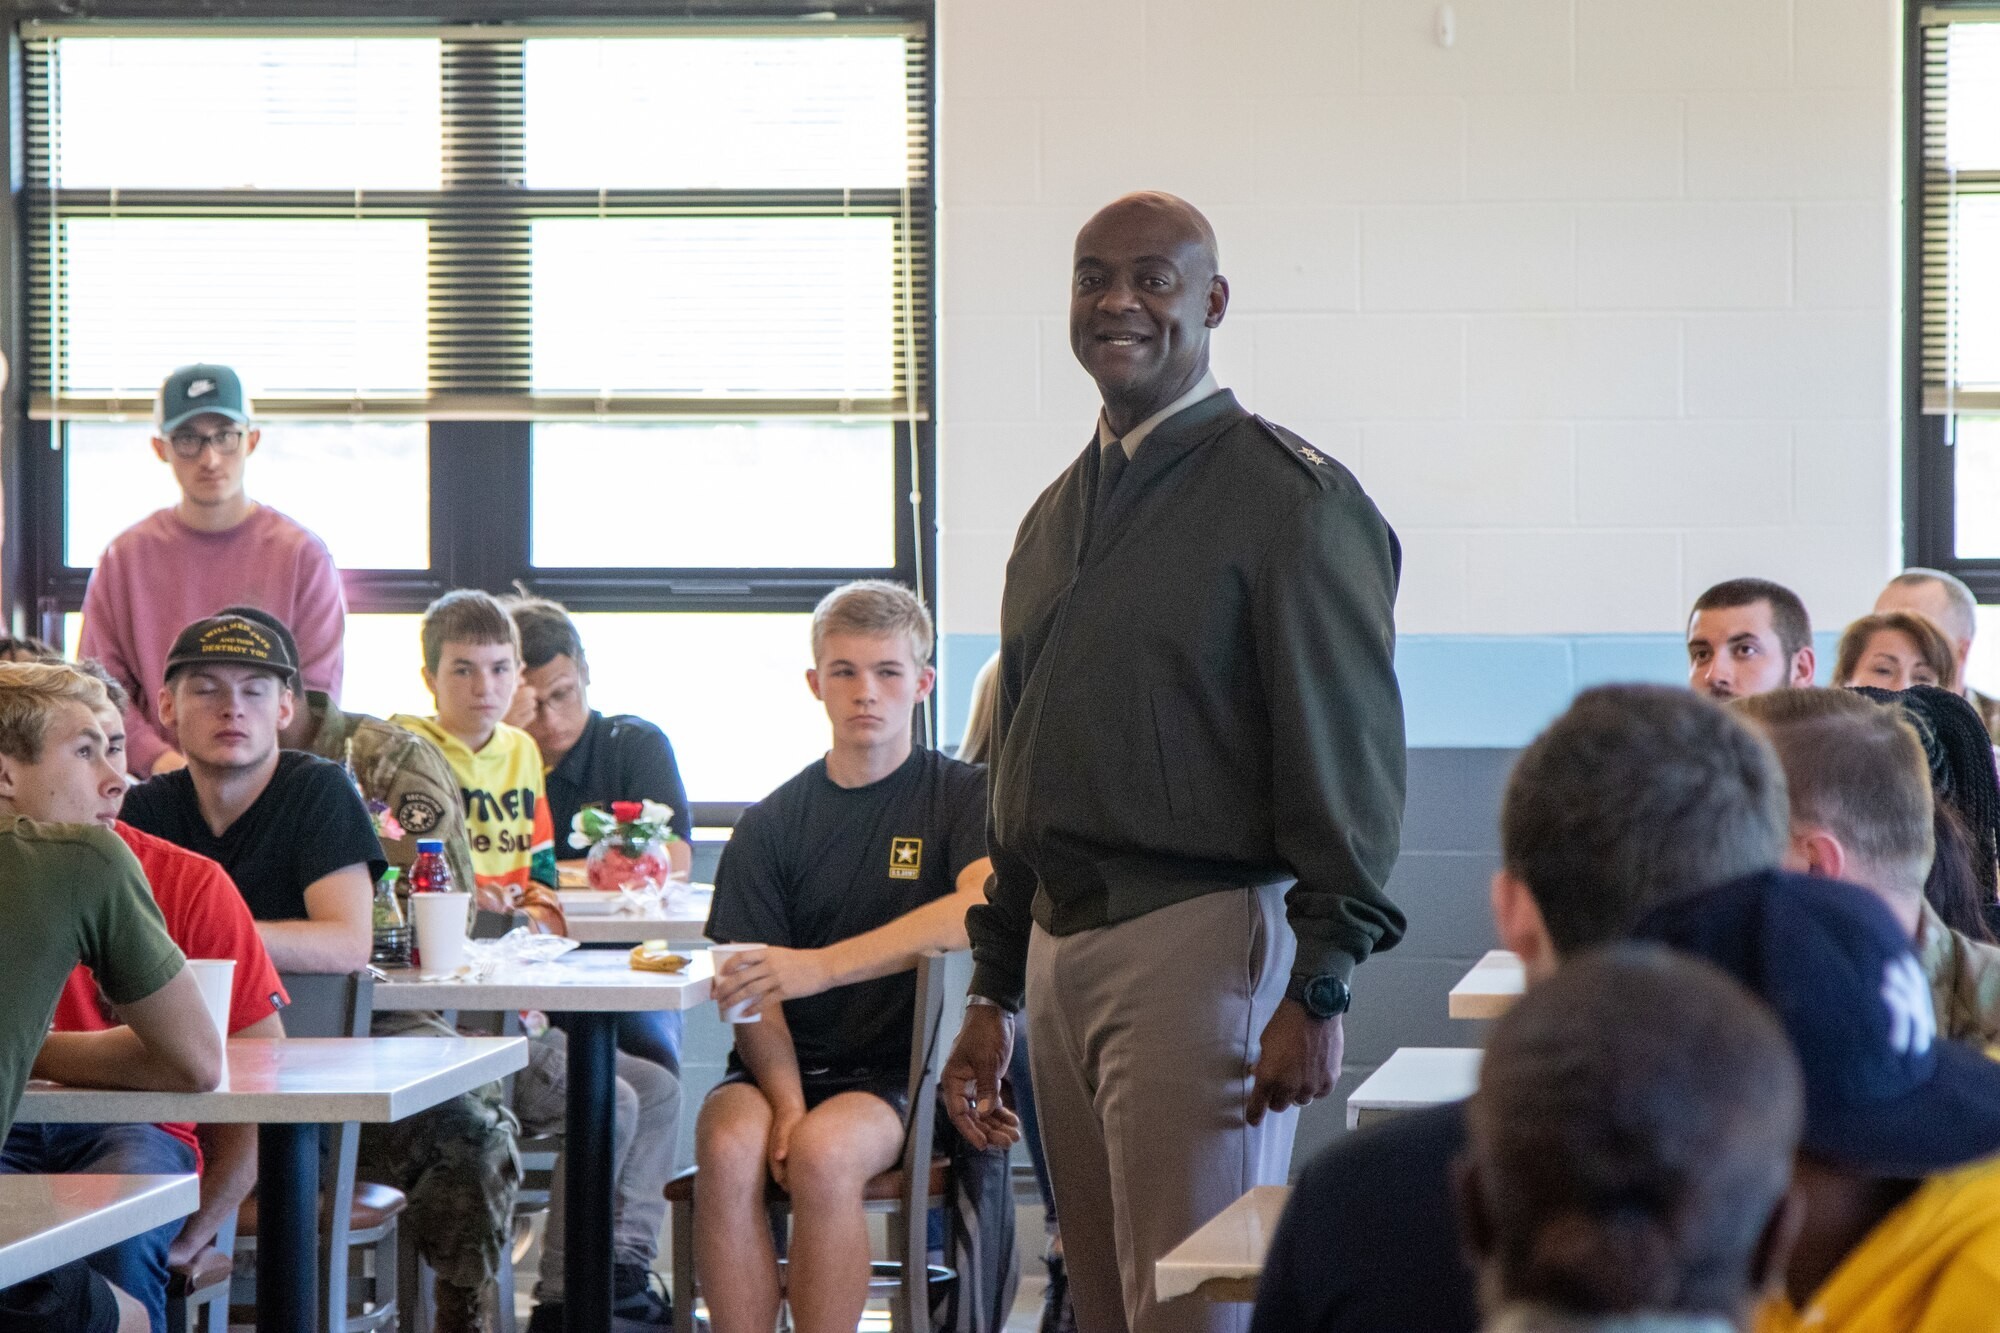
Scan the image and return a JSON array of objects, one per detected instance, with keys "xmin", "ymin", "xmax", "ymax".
[
  {"xmin": 1636, "ymin": 871, "xmax": 2000, "ymax": 1333},
  {"xmin": 395, "ymin": 588, "xmax": 680, "ymax": 1333},
  {"xmin": 391, "ymin": 588, "xmax": 562, "ymax": 933}
]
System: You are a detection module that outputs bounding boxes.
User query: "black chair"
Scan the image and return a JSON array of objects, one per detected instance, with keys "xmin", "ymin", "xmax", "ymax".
[
  {"xmin": 232, "ymin": 971, "xmax": 406, "ymax": 1333},
  {"xmin": 664, "ymin": 949, "xmax": 970, "ymax": 1333}
]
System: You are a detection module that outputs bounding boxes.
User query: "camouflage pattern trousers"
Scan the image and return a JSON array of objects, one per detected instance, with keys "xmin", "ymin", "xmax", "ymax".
[{"xmin": 356, "ymin": 1012, "xmax": 523, "ymax": 1291}]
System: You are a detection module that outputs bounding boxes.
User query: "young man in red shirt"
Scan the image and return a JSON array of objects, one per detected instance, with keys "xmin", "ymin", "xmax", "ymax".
[{"xmin": 0, "ymin": 662, "xmax": 264, "ymax": 1333}]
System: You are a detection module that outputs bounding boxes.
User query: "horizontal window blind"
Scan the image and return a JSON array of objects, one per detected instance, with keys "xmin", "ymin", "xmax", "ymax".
[
  {"xmin": 23, "ymin": 23, "xmax": 931, "ymax": 422},
  {"xmin": 1919, "ymin": 6, "xmax": 2000, "ymax": 413}
]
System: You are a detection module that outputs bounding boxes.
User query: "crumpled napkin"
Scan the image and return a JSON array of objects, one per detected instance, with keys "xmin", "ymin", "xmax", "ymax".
[{"xmin": 429, "ymin": 927, "xmax": 580, "ymax": 982}]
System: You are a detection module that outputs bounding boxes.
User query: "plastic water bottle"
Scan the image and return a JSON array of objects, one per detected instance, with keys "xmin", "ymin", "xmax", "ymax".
[{"xmin": 370, "ymin": 867, "xmax": 410, "ymax": 967}]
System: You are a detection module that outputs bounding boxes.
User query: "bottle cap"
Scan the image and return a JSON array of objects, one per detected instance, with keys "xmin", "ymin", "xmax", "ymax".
[
  {"xmin": 416, "ymin": 839, "xmax": 445, "ymax": 854},
  {"xmin": 380, "ymin": 867, "xmax": 401, "ymax": 883}
]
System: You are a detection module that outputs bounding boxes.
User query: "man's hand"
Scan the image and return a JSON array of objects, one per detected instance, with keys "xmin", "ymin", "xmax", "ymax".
[
  {"xmin": 151, "ymin": 750, "xmax": 189, "ymax": 776},
  {"xmin": 766, "ymin": 1103, "xmax": 806, "ymax": 1190},
  {"xmin": 942, "ymin": 1004, "xmax": 1023, "ymax": 1151},
  {"xmin": 1247, "ymin": 1000, "xmax": 1343, "ymax": 1126},
  {"xmin": 504, "ymin": 682, "xmax": 538, "ymax": 731},
  {"xmin": 711, "ymin": 946, "xmax": 836, "ymax": 1012}
]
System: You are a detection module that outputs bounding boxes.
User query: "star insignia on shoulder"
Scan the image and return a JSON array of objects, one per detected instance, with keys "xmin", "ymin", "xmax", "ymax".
[{"xmin": 1297, "ymin": 445, "xmax": 1328, "ymax": 466}]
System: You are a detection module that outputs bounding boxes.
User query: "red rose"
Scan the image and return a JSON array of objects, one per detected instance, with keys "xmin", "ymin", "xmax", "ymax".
[{"xmin": 611, "ymin": 800, "xmax": 644, "ymax": 822}]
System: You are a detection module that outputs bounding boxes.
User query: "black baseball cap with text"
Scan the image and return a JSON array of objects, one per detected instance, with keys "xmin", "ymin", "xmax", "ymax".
[{"xmin": 162, "ymin": 614, "xmax": 297, "ymax": 684}]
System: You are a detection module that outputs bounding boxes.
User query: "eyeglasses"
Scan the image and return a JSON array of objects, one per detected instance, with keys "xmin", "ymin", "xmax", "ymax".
[{"xmin": 166, "ymin": 427, "xmax": 247, "ymax": 459}]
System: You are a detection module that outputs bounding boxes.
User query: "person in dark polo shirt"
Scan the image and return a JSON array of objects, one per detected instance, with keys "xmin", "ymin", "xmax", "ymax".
[
  {"xmin": 503, "ymin": 592, "xmax": 693, "ymax": 1073},
  {"xmin": 502, "ymin": 592, "xmax": 693, "ymax": 879}
]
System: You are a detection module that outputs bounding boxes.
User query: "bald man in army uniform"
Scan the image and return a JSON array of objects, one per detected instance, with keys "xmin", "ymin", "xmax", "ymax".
[{"xmin": 945, "ymin": 193, "xmax": 1407, "ymax": 1333}]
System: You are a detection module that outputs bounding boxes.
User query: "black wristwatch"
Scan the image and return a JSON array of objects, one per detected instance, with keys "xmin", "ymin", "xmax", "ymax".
[{"xmin": 1285, "ymin": 975, "xmax": 1353, "ymax": 1020}]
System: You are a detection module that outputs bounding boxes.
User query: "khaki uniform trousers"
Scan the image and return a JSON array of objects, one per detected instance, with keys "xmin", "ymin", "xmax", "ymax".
[{"xmin": 1025, "ymin": 882, "xmax": 1297, "ymax": 1333}]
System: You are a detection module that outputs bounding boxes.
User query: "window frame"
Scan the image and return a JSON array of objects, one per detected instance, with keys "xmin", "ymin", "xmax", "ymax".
[
  {"xmin": 1904, "ymin": 0, "xmax": 2000, "ymax": 595},
  {"xmin": 0, "ymin": 4, "xmax": 939, "ymax": 750}
]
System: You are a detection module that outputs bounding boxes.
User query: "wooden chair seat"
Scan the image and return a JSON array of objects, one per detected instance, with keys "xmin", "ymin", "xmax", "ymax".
[
  {"xmin": 239, "ymin": 1181, "xmax": 408, "ymax": 1236},
  {"xmin": 662, "ymin": 1156, "xmax": 947, "ymax": 1208},
  {"xmin": 167, "ymin": 1244, "xmax": 235, "ymax": 1297}
]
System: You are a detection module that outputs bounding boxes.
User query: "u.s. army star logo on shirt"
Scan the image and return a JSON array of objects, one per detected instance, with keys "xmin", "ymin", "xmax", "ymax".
[{"xmin": 889, "ymin": 837, "xmax": 922, "ymax": 880}]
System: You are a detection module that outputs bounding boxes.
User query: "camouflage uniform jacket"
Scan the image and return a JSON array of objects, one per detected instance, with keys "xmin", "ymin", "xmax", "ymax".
[
  {"xmin": 301, "ymin": 693, "xmax": 564, "ymax": 934},
  {"xmin": 1917, "ymin": 897, "xmax": 2000, "ymax": 1047}
]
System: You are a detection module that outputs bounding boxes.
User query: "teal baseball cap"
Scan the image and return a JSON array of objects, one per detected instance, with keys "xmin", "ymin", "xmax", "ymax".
[{"xmin": 156, "ymin": 364, "xmax": 251, "ymax": 435}]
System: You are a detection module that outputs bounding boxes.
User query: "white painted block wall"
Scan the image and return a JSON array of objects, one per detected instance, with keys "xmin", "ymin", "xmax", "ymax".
[{"xmin": 935, "ymin": 0, "xmax": 1901, "ymax": 639}]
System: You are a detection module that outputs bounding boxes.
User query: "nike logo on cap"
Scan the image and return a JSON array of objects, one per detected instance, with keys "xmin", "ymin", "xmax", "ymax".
[{"xmin": 187, "ymin": 379, "xmax": 214, "ymax": 398}]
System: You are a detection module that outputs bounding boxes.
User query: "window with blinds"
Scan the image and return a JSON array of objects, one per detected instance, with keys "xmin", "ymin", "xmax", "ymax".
[
  {"xmin": 23, "ymin": 25, "xmax": 931, "ymax": 419},
  {"xmin": 1910, "ymin": 5, "xmax": 2000, "ymax": 574},
  {"xmin": 16, "ymin": 14, "xmax": 936, "ymax": 805}
]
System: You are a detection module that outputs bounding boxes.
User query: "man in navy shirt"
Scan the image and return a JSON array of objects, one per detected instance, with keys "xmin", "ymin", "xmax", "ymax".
[
  {"xmin": 505, "ymin": 593, "xmax": 695, "ymax": 1074},
  {"xmin": 699, "ymin": 581, "xmax": 994, "ymax": 1333},
  {"xmin": 504, "ymin": 593, "xmax": 694, "ymax": 879}
]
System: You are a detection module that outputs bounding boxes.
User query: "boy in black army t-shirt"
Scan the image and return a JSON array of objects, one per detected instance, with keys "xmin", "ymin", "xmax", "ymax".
[{"xmin": 700, "ymin": 580, "xmax": 993, "ymax": 1333}]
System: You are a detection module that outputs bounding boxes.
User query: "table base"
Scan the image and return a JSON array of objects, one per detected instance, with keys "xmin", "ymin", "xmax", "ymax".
[
  {"xmin": 257, "ymin": 1122, "xmax": 319, "ymax": 1333},
  {"xmin": 565, "ymin": 1012, "xmax": 616, "ymax": 1333}
]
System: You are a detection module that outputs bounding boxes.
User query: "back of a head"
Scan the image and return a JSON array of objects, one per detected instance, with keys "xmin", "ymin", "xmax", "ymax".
[
  {"xmin": 1852, "ymin": 683, "xmax": 2000, "ymax": 931},
  {"xmin": 0, "ymin": 633, "xmax": 57, "ymax": 664},
  {"xmin": 1466, "ymin": 945, "xmax": 1803, "ymax": 1320},
  {"xmin": 502, "ymin": 589, "xmax": 586, "ymax": 672},
  {"xmin": 957, "ymin": 651, "xmax": 1003, "ymax": 765},
  {"xmin": 1690, "ymin": 578, "xmax": 1812, "ymax": 660},
  {"xmin": 1735, "ymin": 688, "xmax": 1935, "ymax": 902},
  {"xmin": 420, "ymin": 588, "xmax": 521, "ymax": 675},
  {"xmin": 810, "ymin": 580, "xmax": 934, "ymax": 666},
  {"xmin": 1501, "ymin": 685, "xmax": 1789, "ymax": 954}
]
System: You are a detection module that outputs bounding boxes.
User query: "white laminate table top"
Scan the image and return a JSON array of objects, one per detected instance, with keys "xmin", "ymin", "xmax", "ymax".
[
  {"xmin": 1448, "ymin": 949, "xmax": 1524, "ymax": 1019},
  {"xmin": 372, "ymin": 947, "xmax": 715, "ymax": 1012},
  {"xmin": 13, "ymin": 1037, "xmax": 527, "ymax": 1125},
  {"xmin": 0, "ymin": 1174, "xmax": 199, "ymax": 1287},
  {"xmin": 1345, "ymin": 1047, "xmax": 1483, "ymax": 1129},
  {"xmin": 1153, "ymin": 1186, "xmax": 1291, "ymax": 1303},
  {"xmin": 559, "ymin": 886, "xmax": 714, "ymax": 944}
]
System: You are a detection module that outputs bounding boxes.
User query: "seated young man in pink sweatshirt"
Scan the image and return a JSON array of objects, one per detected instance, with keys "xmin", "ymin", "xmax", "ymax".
[{"xmin": 78, "ymin": 364, "xmax": 346, "ymax": 778}]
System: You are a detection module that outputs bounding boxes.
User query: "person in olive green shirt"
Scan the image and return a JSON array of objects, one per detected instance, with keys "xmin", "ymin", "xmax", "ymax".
[
  {"xmin": 0, "ymin": 661, "xmax": 221, "ymax": 1333},
  {"xmin": 1736, "ymin": 687, "xmax": 2000, "ymax": 1044}
]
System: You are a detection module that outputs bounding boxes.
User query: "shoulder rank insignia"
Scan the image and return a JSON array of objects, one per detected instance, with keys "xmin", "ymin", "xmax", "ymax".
[{"xmin": 1252, "ymin": 414, "xmax": 1338, "ymax": 479}]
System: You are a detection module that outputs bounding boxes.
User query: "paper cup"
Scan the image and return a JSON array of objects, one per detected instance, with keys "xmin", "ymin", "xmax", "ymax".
[
  {"xmin": 412, "ymin": 892, "xmax": 473, "ymax": 978},
  {"xmin": 709, "ymin": 943, "xmax": 764, "ymax": 1023},
  {"xmin": 185, "ymin": 959, "xmax": 234, "ymax": 1087}
]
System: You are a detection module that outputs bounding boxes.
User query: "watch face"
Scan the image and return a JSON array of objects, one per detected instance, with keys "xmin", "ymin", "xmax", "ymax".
[{"xmin": 1305, "ymin": 976, "xmax": 1351, "ymax": 1017}]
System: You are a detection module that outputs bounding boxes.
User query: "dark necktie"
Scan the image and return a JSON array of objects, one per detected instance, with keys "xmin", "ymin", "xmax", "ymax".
[{"xmin": 1095, "ymin": 441, "xmax": 1129, "ymax": 520}]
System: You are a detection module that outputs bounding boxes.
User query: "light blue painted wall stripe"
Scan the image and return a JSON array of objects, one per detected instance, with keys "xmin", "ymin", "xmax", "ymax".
[{"xmin": 937, "ymin": 629, "xmax": 1843, "ymax": 751}]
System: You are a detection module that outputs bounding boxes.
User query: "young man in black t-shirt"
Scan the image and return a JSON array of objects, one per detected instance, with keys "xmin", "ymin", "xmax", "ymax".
[
  {"xmin": 700, "ymin": 581, "xmax": 992, "ymax": 1333},
  {"xmin": 120, "ymin": 614, "xmax": 382, "ymax": 976}
]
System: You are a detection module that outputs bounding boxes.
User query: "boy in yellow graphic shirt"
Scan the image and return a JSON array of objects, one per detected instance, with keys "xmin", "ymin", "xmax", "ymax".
[
  {"xmin": 391, "ymin": 589, "xmax": 563, "ymax": 935},
  {"xmin": 1634, "ymin": 872, "xmax": 2000, "ymax": 1333},
  {"xmin": 396, "ymin": 588, "xmax": 680, "ymax": 1333}
]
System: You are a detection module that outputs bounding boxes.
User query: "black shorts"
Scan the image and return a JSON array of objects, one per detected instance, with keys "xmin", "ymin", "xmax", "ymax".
[
  {"xmin": 0, "ymin": 1261, "xmax": 119, "ymax": 1333},
  {"xmin": 716, "ymin": 1058, "xmax": 910, "ymax": 1121}
]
